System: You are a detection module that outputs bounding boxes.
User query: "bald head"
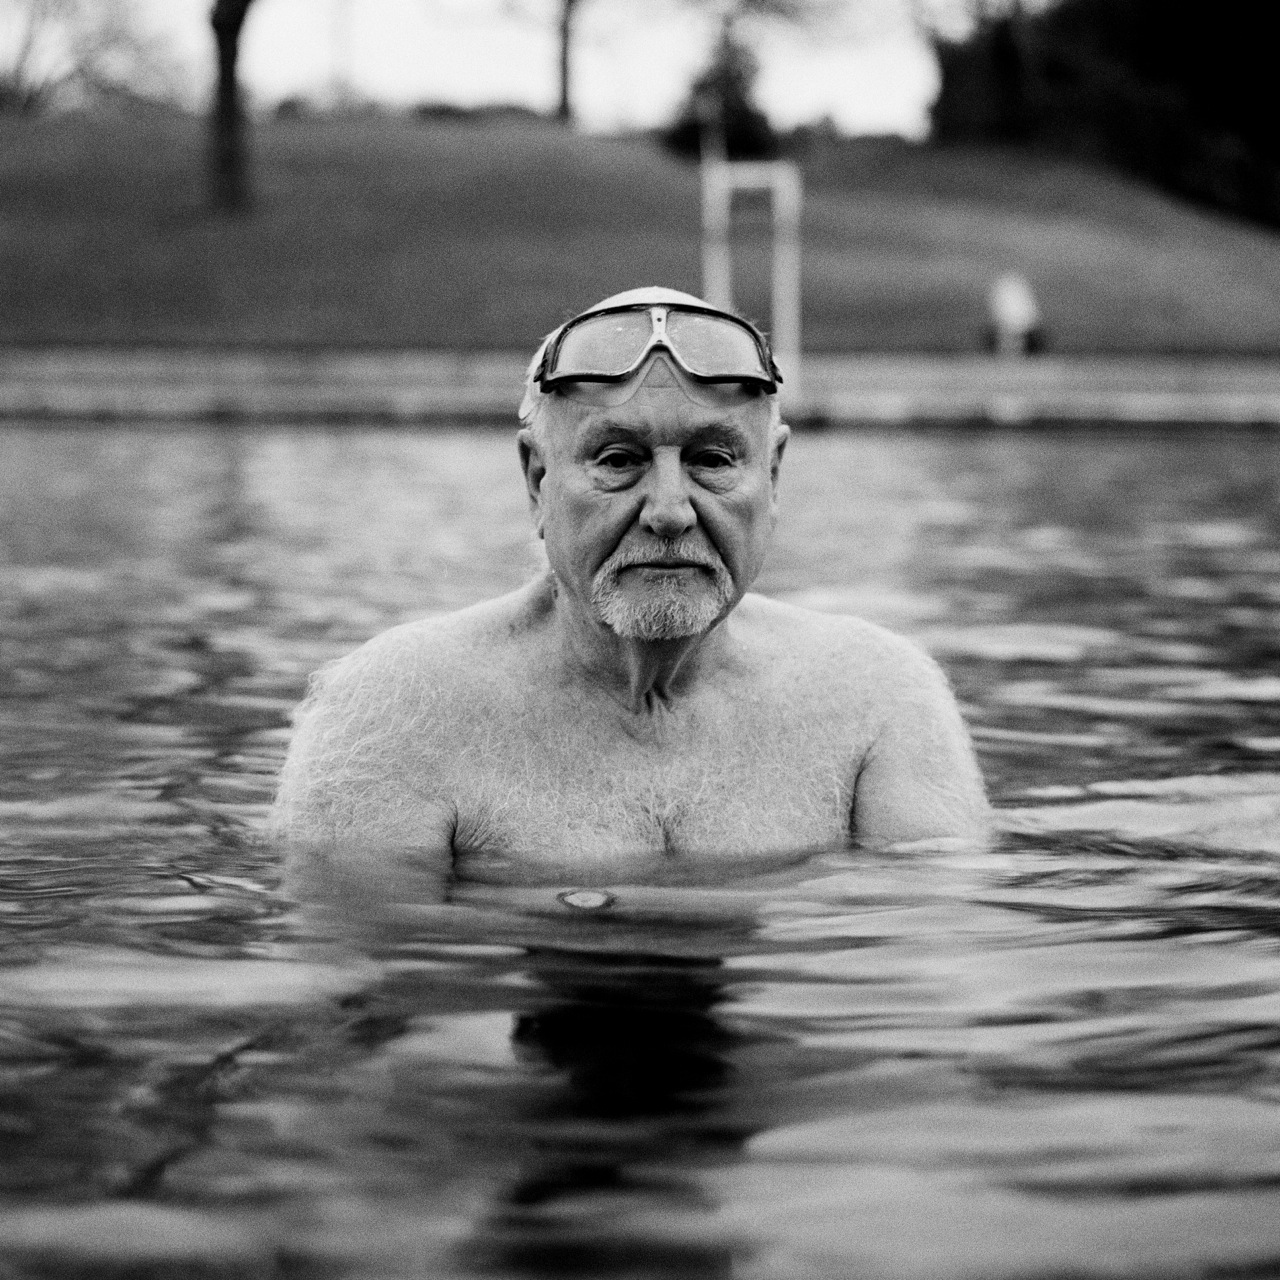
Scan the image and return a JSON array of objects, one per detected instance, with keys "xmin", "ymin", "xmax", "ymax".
[{"xmin": 582, "ymin": 285, "xmax": 711, "ymax": 312}]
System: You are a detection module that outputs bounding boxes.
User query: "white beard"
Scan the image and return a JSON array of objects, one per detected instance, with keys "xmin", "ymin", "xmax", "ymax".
[{"xmin": 590, "ymin": 541, "xmax": 735, "ymax": 640}]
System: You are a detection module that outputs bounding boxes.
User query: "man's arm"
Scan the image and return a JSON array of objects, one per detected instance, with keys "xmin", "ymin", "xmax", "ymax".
[
  {"xmin": 271, "ymin": 632, "xmax": 455, "ymax": 903},
  {"xmin": 852, "ymin": 640, "xmax": 990, "ymax": 847}
]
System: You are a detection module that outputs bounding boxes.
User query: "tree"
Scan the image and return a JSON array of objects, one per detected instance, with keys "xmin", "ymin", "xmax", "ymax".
[
  {"xmin": 1, "ymin": 0, "xmax": 178, "ymax": 114},
  {"xmin": 0, "ymin": 0, "xmax": 64, "ymax": 113},
  {"xmin": 930, "ymin": 0, "xmax": 1280, "ymax": 226},
  {"xmin": 495, "ymin": 0, "xmax": 834, "ymax": 131},
  {"xmin": 664, "ymin": 17, "xmax": 777, "ymax": 159},
  {"xmin": 554, "ymin": 0, "xmax": 583, "ymax": 123},
  {"xmin": 498, "ymin": 0, "xmax": 588, "ymax": 125},
  {"xmin": 209, "ymin": 0, "xmax": 255, "ymax": 213},
  {"xmin": 663, "ymin": 0, "xmax": 840, "ymax": 159}
]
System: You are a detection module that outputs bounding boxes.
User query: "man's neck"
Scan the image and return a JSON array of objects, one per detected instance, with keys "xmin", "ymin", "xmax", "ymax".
[{"xmin": 546, "ymin": 576, "xmax": 731, "ymax": 715}]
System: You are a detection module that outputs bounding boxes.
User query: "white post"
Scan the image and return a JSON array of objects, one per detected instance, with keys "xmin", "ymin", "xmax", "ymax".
[
  {"xmin": 699, "ymin": 159, "xmax": 802, "ymax": 395},
  {"xmin": 701, "ymin": 159, "xmax": 733, "ymax": 311},
  {"xmin": 770, "ymin": 162, "xmax": 802, "ymax": 393}
]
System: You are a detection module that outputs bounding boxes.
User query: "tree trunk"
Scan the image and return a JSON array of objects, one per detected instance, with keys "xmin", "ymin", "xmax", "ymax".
[
  {"xmin": 556, "ymin": 0, "xmax": 581, "ymax": 124},
  {"xmin": 210, "ymin": 0, "xmax": 254, "ymax": 212}
]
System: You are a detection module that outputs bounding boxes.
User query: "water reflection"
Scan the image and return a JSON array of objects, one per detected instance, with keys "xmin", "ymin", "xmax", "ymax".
[{"xmin": 461, "ymin": 951, "xmax": 745, "ymax": 1279}]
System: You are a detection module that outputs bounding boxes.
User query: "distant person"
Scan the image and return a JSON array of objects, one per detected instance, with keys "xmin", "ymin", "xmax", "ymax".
[
  {"xmin": 986, "ymin": 272, "xmax": 1046, "ymax": 355},
  {"xmin": 272, "ymin": 287, "xmax": 988, "ymax": 903}
]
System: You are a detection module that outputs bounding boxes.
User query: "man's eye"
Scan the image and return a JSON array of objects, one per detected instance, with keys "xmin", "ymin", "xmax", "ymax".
[
  {"xmin": 597, "ymin": 451, "xmax": 640, "ymax": 469},
  {"xmin": 691, "ymin": 451, "xmax": 734, "ymax": 469}
]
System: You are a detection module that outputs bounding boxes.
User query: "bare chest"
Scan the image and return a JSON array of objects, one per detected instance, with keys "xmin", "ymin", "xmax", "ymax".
[{"xmin": 443, "ymin": 699, "xmax": 864, "ymax": 883}]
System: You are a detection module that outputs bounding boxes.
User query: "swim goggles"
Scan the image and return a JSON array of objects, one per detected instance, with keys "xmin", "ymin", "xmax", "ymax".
[{"xmin": 534, "ymin": 302, "xmax": 782, "ymax": 394}]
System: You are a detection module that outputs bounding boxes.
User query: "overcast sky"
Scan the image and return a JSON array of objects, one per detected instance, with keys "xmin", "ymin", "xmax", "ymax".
[{"xmin": 131, "ymin": 0, "xmax": 945, "ymax": 137}]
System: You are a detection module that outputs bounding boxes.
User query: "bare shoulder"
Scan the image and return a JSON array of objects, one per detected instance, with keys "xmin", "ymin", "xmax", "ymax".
[
  {"xmin": 271, "ymin": 580, "xmax": 550, "ymax": 849},
  {"xmin": 732, "ymin": 593, "xmax": 950, "ymax": 705},
  {"xmin": 733, "ymin": 596, "xmax": 988, "ymax": 842},
  {"xmin": 306, "ymin": 578, "xmax": 550, "ymax": 712}
]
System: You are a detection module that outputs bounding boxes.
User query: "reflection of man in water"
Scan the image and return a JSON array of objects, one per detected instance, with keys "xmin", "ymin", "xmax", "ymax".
[
  {"xmin": 462, "ymin": 951, "xmax": 744, "ymax": 1279},
  {"xmin": 273, "ymin": 287, "xmax": 988, "ymax": 894}
]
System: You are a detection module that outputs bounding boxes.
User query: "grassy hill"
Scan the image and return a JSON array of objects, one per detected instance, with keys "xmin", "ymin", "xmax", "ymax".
[{"xmin": 2, "ymin": 108, "xmax": 1280, "ymax": 353}]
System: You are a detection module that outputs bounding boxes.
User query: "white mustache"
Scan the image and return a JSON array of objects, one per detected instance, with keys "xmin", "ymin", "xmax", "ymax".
[{"xmin": 607, "ymin": 540, "xmax": 721, "ymax": 572}]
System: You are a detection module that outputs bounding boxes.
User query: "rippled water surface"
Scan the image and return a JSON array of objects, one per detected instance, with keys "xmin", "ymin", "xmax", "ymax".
[{"xmin": 4, "ymin": 423, "xmax": 1280, "ymax": 1278}]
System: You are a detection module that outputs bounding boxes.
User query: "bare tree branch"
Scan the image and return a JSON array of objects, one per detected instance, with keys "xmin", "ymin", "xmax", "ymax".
[
  {"xmin": 490, "ymin": 0, "xmax": 594, "ymax": 126},
  {"xmin": 9, "ymin": 0, "xmax": 51, "ymax": 100},
  {"xmin": 2, "ymin": 0, "xmax": 183, "ymax": 113},
  {"xmin": 2, "ymin": 0, "xmax": 79, "ymax": 112},
  {"xmin": 680, "ymin": 0, "xmax": 845, "ymax": 29}
]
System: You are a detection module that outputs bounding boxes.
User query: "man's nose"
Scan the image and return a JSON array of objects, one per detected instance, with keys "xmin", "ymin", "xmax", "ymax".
[{"xmin": 639, "ymin": 449, "xmax": 697, "ymax": 539}]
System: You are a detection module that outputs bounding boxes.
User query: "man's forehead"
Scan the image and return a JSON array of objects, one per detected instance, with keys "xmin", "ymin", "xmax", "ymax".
[
  {"xmin": 578, "ymin": 408, "xmax": 754, "ymax": 445},
  {"xmin": 551, "ymin": 384, "xmax": 771, "ymax": 448}
]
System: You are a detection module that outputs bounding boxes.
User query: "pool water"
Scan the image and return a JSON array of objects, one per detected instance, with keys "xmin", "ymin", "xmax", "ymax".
[{"xmin": 3, "ymin": 423, "xmax": 1280, "ymax": 1278}]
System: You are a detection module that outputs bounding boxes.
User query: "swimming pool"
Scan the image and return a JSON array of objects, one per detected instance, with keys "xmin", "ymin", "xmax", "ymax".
[{"xmin": 3, "ymin": 422, "xmax": 1280, "ymax": 1278}]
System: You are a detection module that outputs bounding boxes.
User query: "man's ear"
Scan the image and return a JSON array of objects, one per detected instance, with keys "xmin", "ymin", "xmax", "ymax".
[
  {"xmin": 770, "ymin": 423, "xmax": 790, "ymax": 494},
  {"xmin": 517, "ymin": 428, "xmax": 547, "ymax": 537}
]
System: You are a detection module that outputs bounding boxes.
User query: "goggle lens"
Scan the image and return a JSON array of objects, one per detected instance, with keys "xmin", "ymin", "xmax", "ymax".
[
  {"xmin": 665, "ymin": 310, "xmax": 771, "ymax": 379},
  {"xmin": 553, "ymin": 311, "xmax": 654, "ymax": 379}
]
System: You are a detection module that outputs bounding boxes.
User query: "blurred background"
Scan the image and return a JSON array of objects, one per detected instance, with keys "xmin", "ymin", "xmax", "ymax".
[{"xmin": 2, "ymin": 0, "xmax": 1278, "ymax": 356}]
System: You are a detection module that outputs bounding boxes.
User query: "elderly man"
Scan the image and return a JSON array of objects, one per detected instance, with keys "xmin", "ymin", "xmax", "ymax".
[{"xmin": 272, "ymin": 287, "xmax": 988, "ymax": 900}]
